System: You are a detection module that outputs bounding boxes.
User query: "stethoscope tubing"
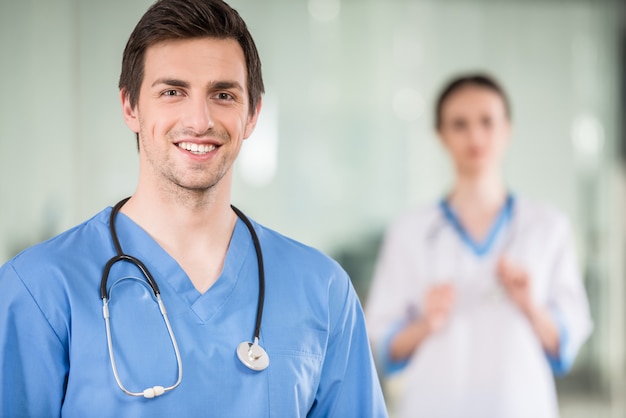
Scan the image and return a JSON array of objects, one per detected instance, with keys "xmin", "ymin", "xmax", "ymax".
[
  {"xmin": 100, "ymin": 197, "xmax": 267, "ymax": 398},
  {"xmin": 230, "ymin": 205, "xmax": 265, "ymax": 344},
  {"xmin": 102, "ymin": 293, "xmax": 183, "ymax": 398}
]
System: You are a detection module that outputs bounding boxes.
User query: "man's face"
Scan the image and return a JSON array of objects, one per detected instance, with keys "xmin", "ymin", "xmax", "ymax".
[{"xmin": 122, "ymin": 37, "xmax": 260, "ymax": 196}]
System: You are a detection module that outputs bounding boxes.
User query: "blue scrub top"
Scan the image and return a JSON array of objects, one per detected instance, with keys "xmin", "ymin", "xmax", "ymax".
[{"xmin": 0, "ymin": 207, "xmax": 387, "ymax": 418}]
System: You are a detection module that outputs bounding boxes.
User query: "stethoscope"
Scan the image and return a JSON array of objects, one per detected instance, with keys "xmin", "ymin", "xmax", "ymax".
[{"xmin": 100, "ymin": 197, "xmax": 269, "ymax": 399}]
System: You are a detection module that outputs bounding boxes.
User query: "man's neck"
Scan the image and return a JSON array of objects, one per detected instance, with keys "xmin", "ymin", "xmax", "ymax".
[{"xmin": 120, "ymin": 183, "xmax": 237, "ymax": 294}]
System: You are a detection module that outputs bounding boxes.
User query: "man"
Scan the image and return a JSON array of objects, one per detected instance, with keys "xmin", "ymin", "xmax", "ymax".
[{"xmin": 0, "ymin": 1, "xmax": 387, "ymax": 416}]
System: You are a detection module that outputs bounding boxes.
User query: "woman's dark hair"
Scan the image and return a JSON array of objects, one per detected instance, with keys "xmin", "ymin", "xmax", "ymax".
[
  {"xmin": 119, "ymin": 0, "xmax": 264, "ymax": 116},
  {"xmin": 434, "ymin": 73, "xmax": 510, "ymax": 130}
]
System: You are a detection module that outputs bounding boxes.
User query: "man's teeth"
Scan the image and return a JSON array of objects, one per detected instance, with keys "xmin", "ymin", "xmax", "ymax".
[{"xmin": 177, "ymin": 142, "xmax": 216, "ymax": 155}]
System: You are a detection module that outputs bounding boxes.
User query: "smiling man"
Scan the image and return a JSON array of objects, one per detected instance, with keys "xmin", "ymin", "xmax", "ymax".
[{"xmin": 0, "ymin": 1, "xmax": 387, "ymax": 417}]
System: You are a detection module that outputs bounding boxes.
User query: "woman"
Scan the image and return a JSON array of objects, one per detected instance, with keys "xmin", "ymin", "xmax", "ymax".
[{"xmin": 366, "ymin": 74, "xmax": 592, "ymax": 418}]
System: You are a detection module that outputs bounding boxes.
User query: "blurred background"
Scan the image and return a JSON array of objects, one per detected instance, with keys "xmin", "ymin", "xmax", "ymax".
[{"xmin": 0, "ymin": 0, "xmax": 624, "ymax": 416}]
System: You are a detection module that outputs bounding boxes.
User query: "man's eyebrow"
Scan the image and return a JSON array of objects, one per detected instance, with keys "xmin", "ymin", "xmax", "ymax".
[
  {"xmin": 151, "ymin": 78, "xmax": 190, "ymax": 88},
  {"xmin": 150, "ymin": 79, "xmax": 244, "ymax": 92},
  {"xmin": 210, "ymin": 80, "xmax": 244, "ymax": 91}
]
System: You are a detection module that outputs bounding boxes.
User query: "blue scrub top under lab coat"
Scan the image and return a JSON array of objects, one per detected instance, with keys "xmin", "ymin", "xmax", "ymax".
[{"xmin": 0, "ymin": 207, "xmax": 387, "ymax": 418}]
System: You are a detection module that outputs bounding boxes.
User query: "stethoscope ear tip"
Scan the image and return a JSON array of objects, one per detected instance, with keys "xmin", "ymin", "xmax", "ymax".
[{"xmin": 143, "ymin": 386, "xmax": 165, "ymax": 398}]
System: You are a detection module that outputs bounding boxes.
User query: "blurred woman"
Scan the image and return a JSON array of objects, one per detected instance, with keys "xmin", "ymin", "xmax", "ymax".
[{"xmin": 366, "ymin": 74, "xmax": 592, "ymax": 418}]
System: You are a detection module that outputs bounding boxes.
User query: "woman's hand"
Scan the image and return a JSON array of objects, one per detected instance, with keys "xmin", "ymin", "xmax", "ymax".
[
  {"xmin": 389, "ymin": 283, "xmax": 455, "ymax": 362},
  {"xmin": 497, "ymin": 256, "xmax": 533, "ymax": 316},
  {"xmin": 497, "ymin": 256, "xmax": 559, "ymax": 355},
  {"xmin": 423, "ymin": 283, "xmax": 456, "ymax": 333}
]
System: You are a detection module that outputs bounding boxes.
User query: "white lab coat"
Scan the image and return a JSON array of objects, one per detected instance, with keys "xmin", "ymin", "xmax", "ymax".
[{"xmin": 366, "ymin": 196, "xmax": 592, "ymax": 418}]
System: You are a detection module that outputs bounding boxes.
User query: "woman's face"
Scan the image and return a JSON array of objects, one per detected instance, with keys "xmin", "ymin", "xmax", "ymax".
[{"xmin": 437, "ymin": 85, "xmax": 510, "ymax": 178}]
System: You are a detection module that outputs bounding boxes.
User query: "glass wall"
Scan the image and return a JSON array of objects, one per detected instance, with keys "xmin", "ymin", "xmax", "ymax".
[{"xmin": 0, "ymin": 0, "xmax": 623, "ymax": 416}]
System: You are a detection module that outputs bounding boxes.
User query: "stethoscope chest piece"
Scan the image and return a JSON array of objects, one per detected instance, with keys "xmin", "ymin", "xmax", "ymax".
[{"xmin": 237, "ymin": 338, "xmax": 269, "ymax": 371}]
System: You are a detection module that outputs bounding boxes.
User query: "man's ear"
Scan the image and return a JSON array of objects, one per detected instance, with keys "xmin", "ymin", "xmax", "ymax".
[
  {"xmin": 121, "ymin": 89, "xmax": 140, "ymax": 133},
  {"xmin": 243, "ymin": 98, "xmax": 263, "ymax": 139}
]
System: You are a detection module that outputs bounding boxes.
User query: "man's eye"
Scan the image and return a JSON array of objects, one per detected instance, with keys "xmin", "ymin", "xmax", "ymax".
[
  {"xmin": 217, "ymin": 92, "xmax": 234, "ymax": 101},
  {"xmin": 162, "ymin": 90, "xmax": 179, "ymax": 97}
]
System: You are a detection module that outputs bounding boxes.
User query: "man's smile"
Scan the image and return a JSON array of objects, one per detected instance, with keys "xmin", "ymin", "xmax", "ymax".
[{"xmin": 176, "ymin": 141, "xmax": 217, "ymax": 155}]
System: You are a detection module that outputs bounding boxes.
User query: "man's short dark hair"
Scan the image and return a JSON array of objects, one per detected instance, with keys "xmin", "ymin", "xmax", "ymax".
[{"xmin": 119, "ymin": 0, "xmax": 264, "ymax": 116}]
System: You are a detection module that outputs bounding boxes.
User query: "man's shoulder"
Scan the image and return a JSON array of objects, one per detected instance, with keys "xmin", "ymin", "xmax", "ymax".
[
  {"xmin": 250, "ymin": 220, "xmax": 348, "ymax": 283},
  {"xmin": 5, "ymin": 208, "xmax": 111, "ymax": 274},
  {"xmin": 0, "ymin": 207, "xmax": 111, "ymax": 319}
]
